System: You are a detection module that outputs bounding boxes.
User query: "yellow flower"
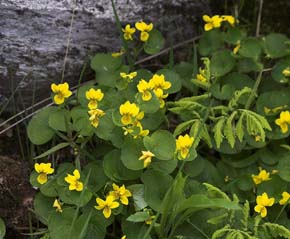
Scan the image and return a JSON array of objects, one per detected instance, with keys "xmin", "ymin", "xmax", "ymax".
[
  {"xmin": 94, "ymin": 195, "xmax": 120, "ymax": 218},
  {"xmin": 254, "ymin": 135, "xmax": 261, "ymax": 142},
  {"xmin": 176, "ymin": 134, "xmax": 194, "ymax": 159},
  {"xmin": 264, "ymin": 106, "xmax": 271, "ymax": 114},
  {"xmin": 221, "ymin": 15, "xmax": 236, "ymax": 26},
  {"xmin": 282, "ymin": 67, "xmax": 290, "ymax": 77},
  {"xmin": 150, "ymin": 74, "xmax": 171, "ymax": 93},
  {"xmin": 53, "ymin": 199, "xmax": 63, "ymax": 213},
  {"xmin": 233, "ymin": 42, "xmax": 241, "ymax": 54},
  {"xmin": 139, "ymin": 150, "xmax": 155, "ymax": 168},
  {"xmin": 135, "ymin": 21, "xmax": 153, "ymax": 41},
  {"xmin": 120, "ymin": 72, "xmax": 137, "ymax": 82},
  {"xmin": 34, "ymin": 163, "xmax": 54, "ymax": 184},
  {"xmin": 254, "ymin": 192, "xmax": 275, "ymax": 218},
  {"xmin": 119, "ymin": 101, "xmax": 140, "ymax": 125},
  {"xmin": 122, "ymin": 24, "xmax": 136, "ymax": 41},
  {"xmin": 51, "ymin": 82, "xmax": 72, "ymax": 105},
  {"xmin": 64, "ymin": 169, "xmax": 83, "ymax": 192},
  {"xmin": 279, "ymin": 192, "xmax": 290, "ymax": 205},
  {"xmin": 85, "ymin": 88, "xmax": 104, "ymax": 110},
  {"xmin": 137, "ymin": 79, "xmax": 154, "ymax": 101},
  {"xmin": 88, "ymin": 108, "xmax": 105, "ymax": 128},
  {"xmin": 121, "ymin": 236, "xmax": 126, "ymax": 239},
  {"xmin": 145, "ymin": 215, "xmax": 156, "ymax": 225},
  {"xmin": 202, "ymin": 15, "xmax": 223, "ymax": 31},
  {"xmin": 252, "ymin": 169, "xmax": 271, "ymax": 185},
  {"xmin": 196, "ymin": 73, "xmax": 207, "ymax": 82},
  {"xmin": 109, "ymin": 183, "xmax": 132, "ymax": 205},
  {"xmin": 275, "ymin": 111, "xmax": 290, "ymax": 133},
  {"xmin": 112, "ymin": 48, "xmax": 125, "ymax": 58}
]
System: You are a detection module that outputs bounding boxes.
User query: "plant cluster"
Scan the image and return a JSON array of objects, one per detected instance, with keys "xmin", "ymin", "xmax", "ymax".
[{"xmin": 27, "ymin": 12, "xmax": 290, "ymax": 239}]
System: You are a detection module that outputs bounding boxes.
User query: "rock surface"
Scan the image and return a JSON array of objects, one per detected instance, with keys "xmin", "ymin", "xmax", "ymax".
[{"xmin": 0, "ymin": 0, "xmax": 210, "ymax": 110}]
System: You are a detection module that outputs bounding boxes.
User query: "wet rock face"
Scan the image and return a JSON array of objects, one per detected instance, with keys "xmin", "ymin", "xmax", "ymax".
[{"xmin": 0, "ymin": 0, "xmax": 210, "ymax": 110}]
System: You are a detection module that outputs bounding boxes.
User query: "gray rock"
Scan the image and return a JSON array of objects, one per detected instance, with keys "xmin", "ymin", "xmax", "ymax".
[{"xmin": 0, "ymin": 0, "xmax": 210, "ymax": 111}]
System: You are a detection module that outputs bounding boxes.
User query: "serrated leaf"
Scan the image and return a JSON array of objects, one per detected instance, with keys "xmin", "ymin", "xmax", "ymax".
[
  {"xmin": 236, "ymin": 112, "xmax": 245, "ymax": 142},
  {"xmin": 224, "ymin": 111, "xmax": 237, "ymax": 148},
  {"xmin": 213, "ymin": 118, "xmax": 226, "ymax": 148}
]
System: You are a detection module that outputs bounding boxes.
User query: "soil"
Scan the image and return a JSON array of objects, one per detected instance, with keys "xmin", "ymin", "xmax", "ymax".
[{"xmin": 0, "ymin": 154, "xmax": 35, "ymax": 239}]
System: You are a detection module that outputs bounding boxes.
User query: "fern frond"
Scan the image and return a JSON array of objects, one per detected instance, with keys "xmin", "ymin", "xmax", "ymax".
[
  {"xmin": 241, "ymin": 201, "xmax": 250, "ymax": 231},
  {"xmin": 173, "ymin": 119, "xmax": 195, "ymax": 137},
  {"xmin": 224, "ymin": 111, "xmax": 238, "ymax": 148},
  {"xmin": 213, "ymin": 117, "xmax": 226, "ymax": 148},
  {"xmin": 259, "ymin": 222, "xmax": 290, "ymax": 239},
  {"xmin": 203, "ymin": 183, "xmax": 231, "ymax": 200},
  {"xmin": 236, "ymin": 112, "xmax": 245, "ymax": 142}
]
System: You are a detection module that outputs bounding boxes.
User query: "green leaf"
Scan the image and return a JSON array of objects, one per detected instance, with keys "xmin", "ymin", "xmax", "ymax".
[
  {"xmin": 210, "ymin": 50, "xmax": 235, "ymax": 77},
  {"xmin": 103, "ymin": 149, "xmax": 142, "ymax": 181},
  {"xmin": 151, "ymin": 159, "xmax": 177, "ymax": 174},
  {"xmin": 144, "ymin": 29, "xmax": 164, "ymax": 55},
  {"xmin": 239, "ymin": 38, "xmax": 262, "ymax": 59},
  {"xmin": 278, "ymin": 154, "xmax": 290, "ymax": 182},
  {"xmin": 91, "ymin": 53, "xmax": 122, "ymax": 72},
  {"xmin": 40, "ymin": 178, "xmax": 59, "ymax": 197},
  {"xmin": 48, "ymin": 109, "xmax": 70, "ymax": 132},
  {"xmin": 256, "ymin": 90, "xmax": 290, "ymax": 116},
  {"xmin": 127, "ymin": 184, "xmax": 148, "ymax": 211},
  {"xmin": 141, "ymin": 169, "xmax": 173, "ymax": 211},
  {"xmin": 236, "ymin": 112, "xmax": 245, "ymax": 142},
  {"xmin": 127, "ymin": 211, "xmax": 150, "ymax": 222},
  {"xmin": 27, "ymin": 107, "xmax": 58, "ymax": 145},
  {"xmin": 143, "ymin": 130, "xmax": 175, "ymax": 160},
  {"xmin": 224, "ymin": 111, "xmax": 237, "ymax": 148},
  {"xmin": 223, "ymin": 27, "xmax": 246, "ymax": 44},
  {"xmin": 174, "ymin": 120, "xmax": 195, "ymax": 137},
  {"xmin": 34, "ymin": 142, "xmax": 70, "ymax": 159},
  {"xmin": 0, "ymin": 217, "xmax": 5, "ymax": 239},
  {"xmin": 83, "ymin": 162, "xmax": 108, "ymax": 193},
  {"xmin": 121, "ymin": 138, "xmax": 145, "ymax": 170},
  {"xmin": 237, "ymin": 58, "xmax": 263, "ymax": 73},
  {"xmin": 263, "ymin": 33, "xmax": 290, "ymax": 58},
  {"xmin": 213, "ymin": 117, "xmax": 226, "ymax": 149},
  {"xmin": 198, "ymin": 29, "xmax": 223, "ymax": 56},
  {"xmin": 58, "ymin": 186, "xmax": 92, "ymax": 207},
  {"xmin": 121, "ymin": 220, "xmax": 151, "ymax": 239},
  {"xmin": 137, "ymin": 93, "xmax": 160, "ymax": 114},
  {"xmin": 34, "ymin": 192, "xmax": 55, "ymax": 224},
  {"xmin": 271, "ymin": 57, "xmax": 290, "ymax": 84},
  {"xmin": 156, "ymin": 69, "xmax": 182, "ymax": 94},
  {"xmin": 183, "ymin": 155, "xmax": 205, "ymax": 177}
]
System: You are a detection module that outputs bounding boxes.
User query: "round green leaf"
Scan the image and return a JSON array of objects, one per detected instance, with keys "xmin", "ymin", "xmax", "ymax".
[
  {"xmin": 144, "ymin": 29, "xmax": 164, "ymax": 55},
  {"xmin": 137, "ymin": 93, "xmax": 160, "ymax": 114},
  {"xmin": 143, "ymin": 130, "xmax": 175, "ymax": 160},
  {"xmin": 121, "ymin": 138, "xmax": 144, "ymax": 170},
  {"xmin": 183, "ymin": 155, "xmax": 205, "ymax": 177},
  {"xmin": 210, "ymin": 50, "xmax": 235, "ymax": 77},
  {"xmin": 152, "ymin": 159, "xmax": 177, "ymax": 174},
  {"xmin": 48, "ymin": 109, "xmax": 70, "ymax": 132},
  {"xmin": 237, "ymin": 58, "xmax": 263, "ymax": 73},
  {"xmin": 127, "ymin": 184, "xmax": 148, "ymax": 211},
  {"xmin": 103, "ymin": 149, "xmax": 142, "ymax": 181},
  {"xmin": 58, "ymin": 186, "xmax": 92, "ymax": 207},
  {"xmin": 91, "ymin": 53, "xmax": 122, "ymax": 72},
  {"xmin": 40, "ymin": 178, "xmax": 59, "ymax": 197},
  {"xmin": 34, "ymin": 192, "xmax": 55, "ymax": 224},
  {"xmin": 278, "ymin": 154, "xmax": 290, "ymax": 182},
  {"xmin": 27, "ymin": 107, "xmax": 58, "ymax": 145},
  {"xmin": 223, "ymin": 27, "xmax": 246, "ymax": 44},
  {"xmin": 256, "ymin": 90, "xmax": 290, "ymax": 116},
  {"xmin": 263, "ymin": 33, "xmax": 290, "ymax": 58},
  {"xmin": 83, "ymin": 162, "xmax": 108, "ymax": 193},
  {"xmin": 198, "ymin": 29, "xmax": 223, "ymax": 56},
  {"xmin": 271, "ymin": 57, "xmax": 290, "ymax": 84},
  {"xmin": 141, "ymin": 169, "xmax": 173, "ymax": 211},
  {"xmin": 239, "ymin": 38, "xmax": 261, "ymax": 59}
]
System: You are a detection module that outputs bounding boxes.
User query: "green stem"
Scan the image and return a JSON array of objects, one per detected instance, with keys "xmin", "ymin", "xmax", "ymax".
[
  {"xmin": 274, "ymin": 203, "xmax": 288, "ymax": 223},
  {"xmin": 245, "ymin": 70, "xmax": 263, "ymax": 110},
  {"xmin": 187, "ymin": 220, "xmax": 210, "ymax": 239}
]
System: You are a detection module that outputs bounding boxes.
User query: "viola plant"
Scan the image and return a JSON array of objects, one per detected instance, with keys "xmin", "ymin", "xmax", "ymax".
[{"xmin": 27, "ymin": 8, "xmax": 290, "ymax": 239}]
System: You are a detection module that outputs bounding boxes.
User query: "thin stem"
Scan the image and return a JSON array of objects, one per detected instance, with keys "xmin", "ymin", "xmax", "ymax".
[
  {"xmin": 245, "ymin": 70, "xmax": 263, "ymax": 110},
  {"xmin": 61, "ymin": 0, "xmax": 76, "ymax": 83},
  {"xmin": 274, "ymin": 203, "xmax": 289, "ymax": 223},
  {"xmin": 255, "ymin": 0, "xmax": 263, "ymax": 37},
  {"xmin": 187, "ymin": 220, "xmax": 210, "ymax": 239}
]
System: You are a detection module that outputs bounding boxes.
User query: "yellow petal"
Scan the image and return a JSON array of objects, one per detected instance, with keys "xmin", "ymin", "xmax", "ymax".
[
  {"xmin": 103, "ymin": 207, "xmax": 111, "ymax": 218},
  {"xmin": 37, "ymin": 173, "xmax": 48, "ymax": 184}
]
